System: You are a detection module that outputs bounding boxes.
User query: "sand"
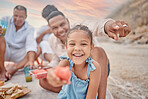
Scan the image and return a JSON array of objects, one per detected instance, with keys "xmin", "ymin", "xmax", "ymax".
[
  {"xmin": 3, "ymin": 42, "xmax": 148, "ymax": 99},
  {"xmin": 99, "ymin": 42, "xmax": 148, "ymax": 99}
]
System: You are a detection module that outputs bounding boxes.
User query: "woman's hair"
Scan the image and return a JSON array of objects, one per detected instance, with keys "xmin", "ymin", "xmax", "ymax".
[
  {"xmin": 66, "ymin": 25, "xmax": 93, "ymax": 44},
  {"xmin": 14, "ymin": 5, "xmax": 27, "ymax": 16},
  {"xmin": 42, "ymin": 5, "xmax": 58, "ymax": 19},
  {"xmin": 47, "ymin": 11, "xmax": 65, "ymax": 22},
  {"xmin": 42, "ymin": 5, "xmax": 65, "ymax": 22}
]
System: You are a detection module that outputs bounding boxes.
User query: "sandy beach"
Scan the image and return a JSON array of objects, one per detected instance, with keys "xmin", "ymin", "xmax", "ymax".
[
  {"xmin": 99, "ymin": 42, "xmax": 148, "ymax": 99},
  {"xmin": 2, "ymin": 41, "xmax": 147, "ymax": 99}
]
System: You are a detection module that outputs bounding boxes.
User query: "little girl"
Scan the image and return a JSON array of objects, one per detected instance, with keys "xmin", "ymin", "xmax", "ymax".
[{"xmin": 47, "ymin": 25, "xmax": 101, "ymax": 99}]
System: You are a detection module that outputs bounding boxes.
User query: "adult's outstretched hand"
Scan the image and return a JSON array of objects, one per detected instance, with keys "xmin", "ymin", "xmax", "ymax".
[{"xmin": 105, "ymin": 20, "xmax": 131, "ymax": 40}]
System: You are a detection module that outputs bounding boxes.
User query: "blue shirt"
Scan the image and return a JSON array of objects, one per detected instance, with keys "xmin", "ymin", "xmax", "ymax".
[{"xmin": 1, "ymin": 16, "xmax": 37, "ymax": 53}]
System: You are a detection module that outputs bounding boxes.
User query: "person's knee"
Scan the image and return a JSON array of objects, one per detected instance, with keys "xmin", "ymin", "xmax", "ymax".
[
  {"xmin": 0, "ymin": 36, "xmax": 6, "ymax": 51},
  {"xmin": 0, "ymin": 36, "xmax": 4, "ymax": 40},
  {"xmin": 0, "ymin": 36, "xmax": 6, "ymax": 44}
]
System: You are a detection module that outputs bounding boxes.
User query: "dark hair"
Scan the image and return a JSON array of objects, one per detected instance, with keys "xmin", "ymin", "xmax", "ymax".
[
  {"xmin": 47, "ymin": 11, "xmax": 65, "ymax": 22},
  {"xmin": 42, "ymin": 5, "xmax": 58, "ymax": 19},
  {"xmin": 67, "ymin": 25, "xmax": 93, "ymax": 44},
  {"xmin": 14, "ymin": 5, "xmax": 27, "ymax": 16}
]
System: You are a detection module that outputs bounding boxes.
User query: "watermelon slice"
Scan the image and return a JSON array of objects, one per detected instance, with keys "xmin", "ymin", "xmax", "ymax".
[
  {"xmin": 54, "ymin": 66, "xmax": 71, "ymax": 82},
  {"xmin": 30, "ymin": 69, "xmax": 47, "ymax": 79}
]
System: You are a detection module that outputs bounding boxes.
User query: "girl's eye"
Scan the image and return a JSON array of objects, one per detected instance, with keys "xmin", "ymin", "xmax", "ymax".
[
  {"xmin": 69, "ymin": 43, "xmax": 75, "ymax": 46},
  {"xmin": 81, "ymin": 43, "xmax": 87, "ymax": 46}
]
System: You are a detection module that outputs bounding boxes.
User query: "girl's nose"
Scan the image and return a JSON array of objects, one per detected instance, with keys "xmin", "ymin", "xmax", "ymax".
[{"xmin": 74, "ymin": 45, "xmax": 81, "ymax": 51}]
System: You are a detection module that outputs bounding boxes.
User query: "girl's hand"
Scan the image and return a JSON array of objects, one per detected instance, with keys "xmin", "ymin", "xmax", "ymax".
[{"xmin": 47, "ymin": 68, "xmax": 70, "ymax": 87}]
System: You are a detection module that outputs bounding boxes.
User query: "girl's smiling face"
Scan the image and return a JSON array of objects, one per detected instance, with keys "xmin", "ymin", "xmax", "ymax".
[{"xmin": 66, "ymin": 30, "xmax": 93, "ymax": 65}]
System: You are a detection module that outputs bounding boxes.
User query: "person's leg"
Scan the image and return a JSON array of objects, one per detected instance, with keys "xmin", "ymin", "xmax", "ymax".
[
  {"xmin": 39, "ymin": 78, "xmax": 62, "ymax": 93},
  {"xmin": 91, "ymin": 47, "xmax": 108, "ymax": 99},
  {"xmin": 0, "ymin": 36, "xmax": 7, "ymax": 81},
  {"xmin": 5, "ymin": 55, "xmax": 28, "ymax": 79},
  {"xmin": 44, "ymin": 53, "xmax": 53, "ymax": 62},
  {"xmin": 40, "ymin": 41, "xmax": 53, "ymax": 62},
  {"xmin": 6, "ymin": 47, "xmax": 41, "ymax": 79}
]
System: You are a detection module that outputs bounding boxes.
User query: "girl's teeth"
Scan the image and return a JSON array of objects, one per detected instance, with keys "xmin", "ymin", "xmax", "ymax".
[{"xmin": 74, "ymin": 54, "xmax": 82, "ymax": 56}]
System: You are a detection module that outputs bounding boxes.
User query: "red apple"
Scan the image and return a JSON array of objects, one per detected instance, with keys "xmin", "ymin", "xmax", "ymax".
[{"xmin": 54, "ymin": 66, "xmax": 71, "ymax": 82}]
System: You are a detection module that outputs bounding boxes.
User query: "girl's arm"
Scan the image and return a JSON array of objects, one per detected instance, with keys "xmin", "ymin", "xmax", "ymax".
[{"xmin": 86, "ymin": 61, "xmax": 101, "ymax": 99}]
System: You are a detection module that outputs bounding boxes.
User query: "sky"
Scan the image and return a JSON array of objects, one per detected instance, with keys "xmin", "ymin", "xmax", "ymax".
[{"xmin": 0, "ymin": 0, "xmax": 126, "ymax": 28}]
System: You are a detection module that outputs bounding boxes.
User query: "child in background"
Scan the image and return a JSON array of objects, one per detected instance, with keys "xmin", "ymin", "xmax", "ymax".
[{"xmin": 47, "ymin": 25, "xmax": 101, "ymax": 99}]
